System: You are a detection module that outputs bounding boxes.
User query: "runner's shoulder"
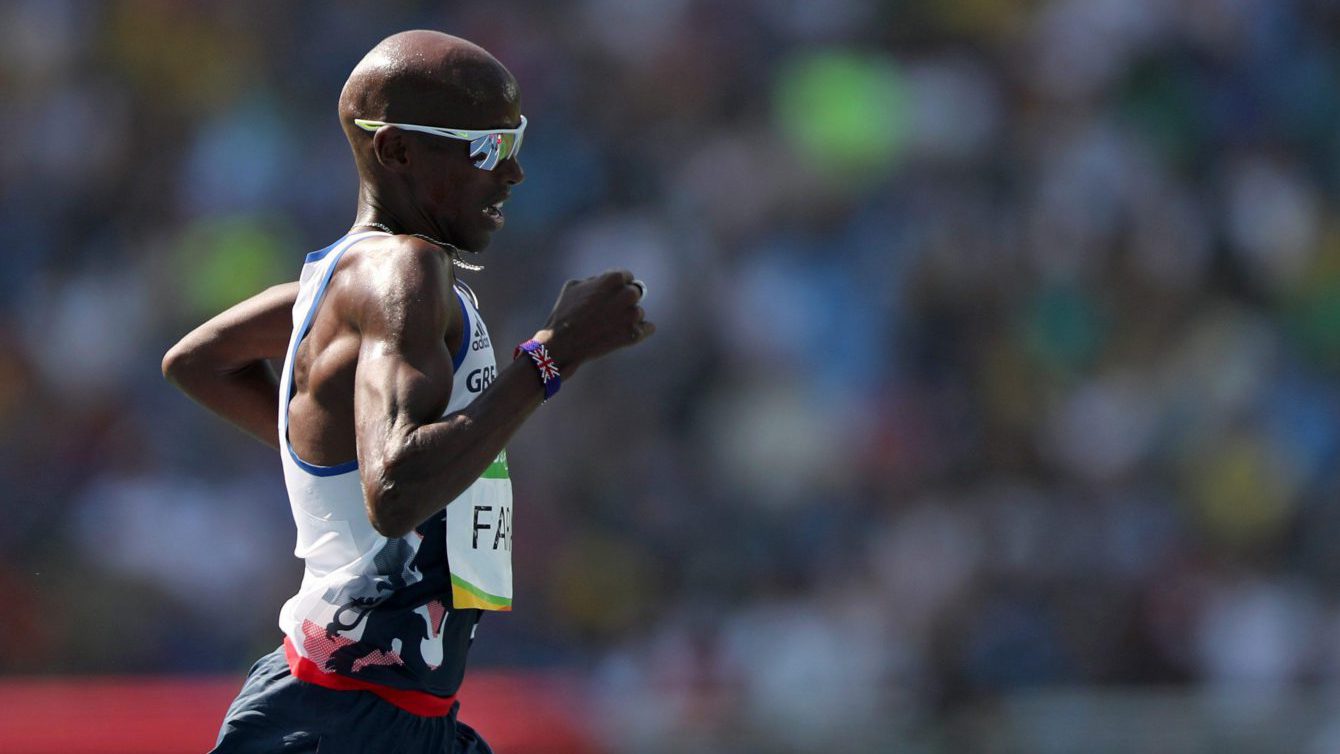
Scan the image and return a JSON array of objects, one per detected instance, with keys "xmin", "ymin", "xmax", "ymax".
[
  {"xmin": 338, "ymin": 234, "xmax": 455, "ymax": 331},
  {"xmin": 337, "ymin": 234, "xmax": 450, "ymax": 293}
]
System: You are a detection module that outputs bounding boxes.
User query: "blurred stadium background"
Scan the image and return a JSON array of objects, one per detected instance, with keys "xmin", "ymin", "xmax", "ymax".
[{"xmin": 4, "ymin": 0, "xmax": 1340, "ymax": 751}]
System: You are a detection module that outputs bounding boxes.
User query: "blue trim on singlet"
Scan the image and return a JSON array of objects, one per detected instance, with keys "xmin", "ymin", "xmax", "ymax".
[
  {"xmin": 452, "ymin": 289, "xmax": 471, "ymax": 371},
  {"xmin": 284, "ymin": 232, "xmax": 379, "ymax": 477},
  {"xmin": 304, "ymin": 241, "xmax": 342, "ymax": 265},
  {"xmin": 289, "ymin": 450, "xmax": 360, "ymax": 477}
]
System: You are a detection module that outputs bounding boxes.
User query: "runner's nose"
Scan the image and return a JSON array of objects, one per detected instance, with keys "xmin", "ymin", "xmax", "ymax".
[{"xmin": 499, "ymin": 155, "xmax": 524, "ymax": 186}]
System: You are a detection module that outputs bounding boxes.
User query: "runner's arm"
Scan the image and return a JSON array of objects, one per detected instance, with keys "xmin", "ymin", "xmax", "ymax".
[
  {"xmin": 352, "ymin": 245, "xmax": 548, "ymax": 538},
  {"xmin": 162, "ymin": 282, "xmax": 298, "ymax": 449},
  {"xmin": 356, "ymin": 242, "xmax": 654, "ymax": 537}
]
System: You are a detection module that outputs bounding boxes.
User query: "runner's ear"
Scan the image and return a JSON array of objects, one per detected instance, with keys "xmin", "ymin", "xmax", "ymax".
[{"xmin": 371, "ymin": 128, "xmax": 410, "ymax": 171}]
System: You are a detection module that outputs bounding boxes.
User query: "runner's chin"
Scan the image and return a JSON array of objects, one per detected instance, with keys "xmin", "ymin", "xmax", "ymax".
[
  {"xmin": 453, "ymin": 213, "xmax": 500, "ymax": 253},
  {"xmin": 472, "ymin": 204, "xmax": 504, "ymax": 246}
]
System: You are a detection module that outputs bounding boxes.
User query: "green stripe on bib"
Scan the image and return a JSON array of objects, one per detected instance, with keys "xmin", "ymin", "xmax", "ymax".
[{"xmin": 480, "ymin": 451, "xmax": 509, "ymax": 480}]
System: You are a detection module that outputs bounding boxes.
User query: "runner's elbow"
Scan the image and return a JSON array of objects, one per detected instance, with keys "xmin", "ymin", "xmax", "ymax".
[
  {"xmin": 369, "ymin": 513, "xmax": 410, "ymax": 539},
  {"xmin": 365, "ymin": 473, "xmax": 414, "ymax": 538},
  {"xmin": 367, "ymin": 499, "xmax": 411, "ymax": 538},
  {"xmin": 161, "ymin": 341, "xmax": 196, "ymax": 385}
]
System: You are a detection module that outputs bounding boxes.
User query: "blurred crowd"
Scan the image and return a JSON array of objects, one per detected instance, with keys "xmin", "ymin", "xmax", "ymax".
[{"xmin": 6, "ymin": 0, "xmax": 1340, "ymax": 749}]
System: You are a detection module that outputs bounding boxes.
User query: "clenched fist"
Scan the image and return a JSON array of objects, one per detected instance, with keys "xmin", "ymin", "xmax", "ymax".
[{"xmin": 534, "ymin": 269, "xmax": 654, "ymax": 376}]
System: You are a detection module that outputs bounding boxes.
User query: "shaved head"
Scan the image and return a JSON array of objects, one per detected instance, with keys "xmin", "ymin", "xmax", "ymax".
[
  {"xmin": 340, "ymin": 31, "xmax": 520, "ymax": 162},
  {"xmin": 338, "ymin": 30, "xmax": 525, "ymax": 253}
]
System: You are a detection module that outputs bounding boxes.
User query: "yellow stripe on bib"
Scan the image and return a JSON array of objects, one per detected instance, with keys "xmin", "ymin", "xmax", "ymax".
[{"xmin": 450, "ymin": 574, "xmax": 512, "ymax": 611}]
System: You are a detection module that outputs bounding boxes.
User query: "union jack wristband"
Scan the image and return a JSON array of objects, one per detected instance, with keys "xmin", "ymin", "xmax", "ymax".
[{"xmin": 514, "ymin": 339, "xmax": 561, "ymax": 402}]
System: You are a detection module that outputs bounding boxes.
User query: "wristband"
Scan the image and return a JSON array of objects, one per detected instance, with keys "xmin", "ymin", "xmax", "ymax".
[{"xmin": 514, "ymin": 339, "xmax": 561, "ymax": 401}]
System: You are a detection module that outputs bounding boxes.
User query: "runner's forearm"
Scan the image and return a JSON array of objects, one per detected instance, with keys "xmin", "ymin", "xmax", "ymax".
[
  {"xmin": 364, "ymin": 354, "xmax": 547, "ymax": 537},
  {"xmin": 164, "ymin": 357, "xmax": 282, "ymax": 449},
  {"xmin": 162, "ymin": 282, "xmax": 298, "ymax": 450}
]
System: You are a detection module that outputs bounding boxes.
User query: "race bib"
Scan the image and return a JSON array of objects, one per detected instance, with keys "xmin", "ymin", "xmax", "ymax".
[{"xmin": 444, "ymin": 450, "xmax": 513, "ymax": 610}]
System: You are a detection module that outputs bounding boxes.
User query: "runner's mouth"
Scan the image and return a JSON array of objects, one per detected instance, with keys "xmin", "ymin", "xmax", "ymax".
[{"xmin": 483, "ymin": 199, "xmax": 505, "ymax": 228}]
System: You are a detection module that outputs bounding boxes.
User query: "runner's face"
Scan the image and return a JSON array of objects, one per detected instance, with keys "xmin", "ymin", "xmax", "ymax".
[{"xmin": 409, "ymin": 97, "xmax": 525, "ymax": 253}]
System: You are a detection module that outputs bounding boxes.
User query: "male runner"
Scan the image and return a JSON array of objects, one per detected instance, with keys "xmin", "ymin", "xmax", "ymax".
[{"xmin": 162, "ymin": 30, "xmax": 653, "ymax": 752}]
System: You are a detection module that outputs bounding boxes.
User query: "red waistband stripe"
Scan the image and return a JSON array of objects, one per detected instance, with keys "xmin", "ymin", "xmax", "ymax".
[{"xmin": 282, "ymin": 637, "xmax": 457, "ymax": 717}]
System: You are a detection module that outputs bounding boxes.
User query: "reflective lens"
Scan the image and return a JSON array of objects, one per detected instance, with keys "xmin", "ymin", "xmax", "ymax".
[{"xmin": 468, "ymin": 129, "xmax": 523, "ymax": 171}]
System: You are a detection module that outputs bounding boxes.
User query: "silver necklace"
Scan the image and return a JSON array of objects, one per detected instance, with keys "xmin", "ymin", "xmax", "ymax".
[{"xmin": 352, "ymin": 222, "xmax": 484, "ymax": 272}]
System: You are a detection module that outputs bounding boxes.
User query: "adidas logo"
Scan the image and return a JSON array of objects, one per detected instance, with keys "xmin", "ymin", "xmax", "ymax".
[{"xmin": 470, "ymin": 320, "xmax": 491, "ymax": 352}]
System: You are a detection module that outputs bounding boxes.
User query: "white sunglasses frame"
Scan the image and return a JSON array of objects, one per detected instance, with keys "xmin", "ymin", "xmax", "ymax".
[{"xmin": 353, "ymin": 116, "xmax": 527, "ymax": 171}]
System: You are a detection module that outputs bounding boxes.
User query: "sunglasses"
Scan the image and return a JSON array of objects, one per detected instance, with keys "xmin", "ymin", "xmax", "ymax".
[{"xmin": 353, "ymin": 116, "xmax": 527, "ymax": 171}]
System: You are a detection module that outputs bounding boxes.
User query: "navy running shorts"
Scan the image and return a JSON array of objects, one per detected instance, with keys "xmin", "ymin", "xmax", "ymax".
[{"xmin": 210, "ymin": 646, "xmax": 492, "ymax": 754}]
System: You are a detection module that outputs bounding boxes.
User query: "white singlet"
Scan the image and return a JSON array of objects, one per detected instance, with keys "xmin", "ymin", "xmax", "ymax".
[{"xmin": 273, "ymin": 231, "xmax": 512, "ymax": 713}]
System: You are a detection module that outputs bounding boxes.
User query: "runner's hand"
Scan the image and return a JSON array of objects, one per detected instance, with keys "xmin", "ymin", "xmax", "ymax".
[{"xmin": 538, "ymin": 269, "xmax": 654, "ymax": 375}]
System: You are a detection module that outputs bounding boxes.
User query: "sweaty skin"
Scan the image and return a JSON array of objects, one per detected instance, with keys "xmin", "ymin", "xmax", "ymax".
[{"xmin": 164, "ymin": 31, "xmax": 653, "ymax": 538}]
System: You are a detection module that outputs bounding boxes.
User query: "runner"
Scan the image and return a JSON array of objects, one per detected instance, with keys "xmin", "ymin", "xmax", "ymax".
[{"xmin": 162, "ymin": 30, "xmax": 653, "ymax": 752}]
